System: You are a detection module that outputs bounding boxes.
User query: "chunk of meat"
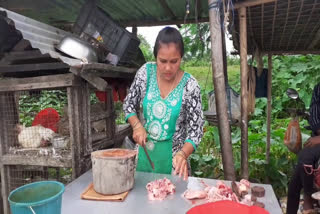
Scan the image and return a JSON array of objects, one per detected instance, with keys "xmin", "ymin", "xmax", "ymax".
[
  {"xmin": 146, "ymin": 178, "xmax": 175, "ymax": 201},
  {"xmin": 183, "ymin": 189, "xmax": 207, "ymax": 200},
  {"xmin": 251, "ymin": 186, "xmax": 265, "ymax": 197}
]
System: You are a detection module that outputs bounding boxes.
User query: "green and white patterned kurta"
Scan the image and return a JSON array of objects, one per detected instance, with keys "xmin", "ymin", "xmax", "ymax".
[{"xmin": 124, "ymin": 62, "xmax": 204, "ymax": 173}]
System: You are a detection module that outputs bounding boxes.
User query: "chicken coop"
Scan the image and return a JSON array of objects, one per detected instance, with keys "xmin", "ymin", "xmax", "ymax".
[{"xmin": 0, "ymin": 7, "xmax": 136, "ymax": 214}]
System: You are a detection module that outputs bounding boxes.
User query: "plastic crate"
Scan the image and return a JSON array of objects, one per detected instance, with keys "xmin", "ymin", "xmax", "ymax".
[{"xmin": 73, "ymin": 1, "xmax": 140, "ymax": 64}]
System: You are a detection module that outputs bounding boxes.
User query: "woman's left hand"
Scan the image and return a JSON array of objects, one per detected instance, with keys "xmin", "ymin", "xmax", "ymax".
[
  {"xmin": 173, "ymin": 152, "xmax": 188, "ymax": 180},
  {"xmin": 304, "ymin": 136, "xmax": 320, "ymax": 148}
]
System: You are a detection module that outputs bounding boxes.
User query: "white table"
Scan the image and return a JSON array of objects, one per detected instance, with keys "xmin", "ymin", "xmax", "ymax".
[{"xmin": 62, "ymin": 170, "xmax": 283, "ymax": 214}]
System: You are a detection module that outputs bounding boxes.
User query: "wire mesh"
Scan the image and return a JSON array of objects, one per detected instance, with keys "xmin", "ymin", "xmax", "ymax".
[
  {"xmin": 7, "ymin": 165, "xmax": 72, "ymax": 192},
  {"xmin": 0, "ymin": 89, "xmax": 68, "ymax": 153}
]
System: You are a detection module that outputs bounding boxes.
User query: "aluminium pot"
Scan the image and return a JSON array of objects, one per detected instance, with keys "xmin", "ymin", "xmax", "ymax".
[
  {"xmin": 91, "ymin": 149, "xmax": 137, "ymax": 195},
  {"xmin": 56, "ymin": 35, "xmax": 98, "ymax": 62}
]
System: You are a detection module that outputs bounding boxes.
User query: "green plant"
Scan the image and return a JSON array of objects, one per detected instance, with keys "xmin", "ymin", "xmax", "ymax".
[{"xmin": 19, "ymin": 90, "xmax": 68, "ymax": 126}]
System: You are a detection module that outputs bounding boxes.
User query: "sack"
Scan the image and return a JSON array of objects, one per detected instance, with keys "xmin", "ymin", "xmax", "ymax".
[{"xmin": 284, "ymin": 118, "xmax": 302, "ymax": 153}]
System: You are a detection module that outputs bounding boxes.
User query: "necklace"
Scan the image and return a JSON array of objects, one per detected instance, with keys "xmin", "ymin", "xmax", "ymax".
[{"xmin": 158, "ymin": 71, "xmax": 181, "ymax": 99}]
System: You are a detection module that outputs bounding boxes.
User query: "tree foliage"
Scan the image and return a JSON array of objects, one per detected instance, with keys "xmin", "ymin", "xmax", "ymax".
[
  {"xmin": 180, "ymin": 23, "xmax": 211, "ymax": 60},
  {"xmin": 138, "ymin": 34, "xmax": 154, "ymax": 62}
]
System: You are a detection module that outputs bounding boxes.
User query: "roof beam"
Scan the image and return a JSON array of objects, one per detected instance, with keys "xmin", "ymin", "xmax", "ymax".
[
  {"xmin": 295, "ymin": 0, "xmax": 317, "ymax": 50},
  {"xmin": 159, "ymin": 0, "xmax": 177, "ymax": 19},
  {"xmin": 263, "ymin": 50, "xmax": 320, "ymax": 55},
  {"xmin": 279, "ymin": 0, "xmax": 291, "ymax": 48},
  {"xmin": 234, "ymin": 0, "xmax": 276, "ymax": 9},
  {"xmin": 286, "ymin": 0, "xmax": 304, "ymax": 50},
  {"xmin": 121, "ymin": 17, "xmax": 209, "ymax": 27},
  {"xmin": 197, "ymin": 0, "xmax": 202, "ymax": 20},
  {"xmin": 308, "ymin": 27, "xmax": 320, "ymax": 50},
  {"xmin": 269, "ymin": 0, "xmax": 277, "ymax": 51}
]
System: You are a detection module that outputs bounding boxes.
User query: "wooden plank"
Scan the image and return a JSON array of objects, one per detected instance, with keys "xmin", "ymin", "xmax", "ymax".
[
  {"xmin": 0, "ymin": 53, "xmax": 52, "ymax": 64},
  {"xmin": 1, "ymin": 154, "xmax": 72, "ymax": 167},
  {"xmin": 234, "ymin": 0, "xmax": 276, "ymax": 9},
  {"xmin": 3, "ymin": 50, "xmax": 41, "ymax": 57},
  {"xmin": 81, "ymin": 82, "xmax": 92, "ymax": 156},
  {"xmin": 92, "ymin": 138, "xmax": 114, "ymax": 150},
  {"xmin": 1, "ymin": 166, "xmax": 10, "ymax": 214},
  {"xmin": 67, "ymin": 87, "xmax": 81, "ymax": 179},
  {"xmin": 121, "ymin": 17, "xmax": 210, "ymax": 27},
  {"xmin": 80, "ymin": 71, "xmax": 108, "ymax": 91},
  {"xmin": 0, "ymin": 62, "xmax": 69, "ymax": 73},
  {"xmin": 105, "ymin": 88, "xmax": 115, "ymax": 140},
  {"xmin": 92, "ymin": 132, "xmax": 107, "ymax": 142},
  {"xmin": 79, "ymin": 63, "xmax": 137, "ymax": 79},
  {"xmin": 208, "ymin": 0, "xmax": 235, "ymax": 180},
  {"xmin": 91, "ymin": 110, "xmax": 113, "ymax": 122},
  {"xmin": 266, "ymin": 54, "xmax": 272, "ymax": 163},
  {"xmin": 82, "ymin": 63, "xmax": 136, "ymax": 74},
  {"xmin": 11, "ymin": 39, "xmax": 32, "ymax": 51},
  {"xmin": 239, "ymin": 7, "xmax": 249, "ymax": 179},
  {"xmin": 0, "ymin": 74, "xmax": 79, "ymax": 92}
]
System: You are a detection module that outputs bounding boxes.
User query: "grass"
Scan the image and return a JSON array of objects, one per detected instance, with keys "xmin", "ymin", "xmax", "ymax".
[
  {"xmin": 184, "ymin": 64, "xmax": 241, "ymax": 111},
  {"xmin": 185, "ymin": 64, "xmax": 240, "ymax": 93}
]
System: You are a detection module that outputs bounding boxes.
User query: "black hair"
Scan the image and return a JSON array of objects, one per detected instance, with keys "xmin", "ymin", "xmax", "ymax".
[{"xmin": 153, "ymin": 27, "xmax": 184, "ymax": 58}]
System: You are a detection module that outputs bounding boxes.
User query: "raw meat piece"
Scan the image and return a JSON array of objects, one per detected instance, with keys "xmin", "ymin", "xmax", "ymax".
[
  {"xmin": 253, "ymin": 201, "xmax": 265, "ymax": 208},
  {"xmin": 146, "ymin": 178, "xmax": 175, "ymax": 200},
  {"xmin": 252, "ymin": 186, "xmax": 265, "ymax": 197},
  {"xmin": 238, "ymin": 179, "xmax": 250, "ymax": 196},
  {"xmin": 183, "ymin": 189, "xmax": 207, "ymax": 200}
]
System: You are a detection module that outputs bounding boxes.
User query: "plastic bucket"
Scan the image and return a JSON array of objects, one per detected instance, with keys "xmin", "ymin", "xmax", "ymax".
[{"xmin": 8, "ymin": 181, "xmax": 65, "ymax": 214}]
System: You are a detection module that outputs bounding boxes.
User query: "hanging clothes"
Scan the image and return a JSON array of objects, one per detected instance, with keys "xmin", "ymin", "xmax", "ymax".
[{"xmin": 254, "ymin": 67, "xmax": 269, "ymax": 98}]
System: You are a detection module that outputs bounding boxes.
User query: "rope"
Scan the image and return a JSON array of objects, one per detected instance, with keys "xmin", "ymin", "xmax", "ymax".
[{"xmin": 29, "ymin": 206, "xmax": 36, "ymax": 214}]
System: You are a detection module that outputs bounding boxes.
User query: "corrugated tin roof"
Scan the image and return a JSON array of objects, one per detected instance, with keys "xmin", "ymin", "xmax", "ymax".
[
  {"xmin": 2, "ymin": 0, "xmax": 320, "ymax": 54},
  {"xmin": 1, "ymin": 7, "xmax": 82, "ymax": 66},
  {"xmin": 1, "ymin": 0, "xmax": 209, "ymax": 27},
  {"xmin": 231, "ymin": 0, "xmax": 320, "ymax": 54}
]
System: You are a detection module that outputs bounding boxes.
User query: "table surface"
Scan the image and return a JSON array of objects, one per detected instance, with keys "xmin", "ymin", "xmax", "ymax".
[{"xmin": 61, "ymin": 170, "xmax": 283, "ymax": 214}]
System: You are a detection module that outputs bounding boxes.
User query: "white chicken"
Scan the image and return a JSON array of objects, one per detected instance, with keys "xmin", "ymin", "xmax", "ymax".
[{"xmin": 17, "ymin": 124, "xmax": 55, "ymax": 148}]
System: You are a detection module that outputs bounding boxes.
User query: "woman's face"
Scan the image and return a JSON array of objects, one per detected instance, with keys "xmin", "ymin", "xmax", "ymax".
[{"xmin": 156, "ymin": 42, "xmax": 182, "ymax": 82}]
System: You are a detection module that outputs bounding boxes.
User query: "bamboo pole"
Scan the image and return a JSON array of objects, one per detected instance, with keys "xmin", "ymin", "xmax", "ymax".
[
  {"xmin": 208, "ymin": 0, "xmax": 235, "ymax": 180},
  {"xmin": 239, "ymin": 7, "xmax": 249, "ymax": 179},
  {"xmin": 266, "ymin": 54, "xmax": 272, "ymax": 163},
  {"xmin": 234, "ymin": 0, "xmax": 276, "ymax": 9}
]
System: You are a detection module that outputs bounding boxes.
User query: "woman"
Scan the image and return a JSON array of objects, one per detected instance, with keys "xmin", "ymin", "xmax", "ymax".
[
  {"xmin": 287, "ymin": 83, "xmax": 320, "ymax": 214},
  {"xmin": 123, "ymin": 27, "xmax": 204, "ymax": 180}
]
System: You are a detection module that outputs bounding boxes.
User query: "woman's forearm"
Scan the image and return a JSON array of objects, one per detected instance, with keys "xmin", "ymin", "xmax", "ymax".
[
  {"xmin": 128, "ymin": 115, "xmax": 142, "ymax": 130},
  {"xmin": 181, "ymin": 142, "xmax": 194, "ymax": 158}
]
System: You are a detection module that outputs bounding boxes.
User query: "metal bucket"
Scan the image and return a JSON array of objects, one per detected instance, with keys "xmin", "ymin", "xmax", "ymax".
[
  {"xmin": 8, "ymin": 181, "xmax": 64, "ymax": 214},
  {"xmin": 91, "ymin": 149, "xmax": 137, "ymax": 194}
]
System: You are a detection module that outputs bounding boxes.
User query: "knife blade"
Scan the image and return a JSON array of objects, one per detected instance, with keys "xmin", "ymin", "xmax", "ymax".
[{"xmin": 142, "ymin": 144, "xmax": 155, "ymax": 170}]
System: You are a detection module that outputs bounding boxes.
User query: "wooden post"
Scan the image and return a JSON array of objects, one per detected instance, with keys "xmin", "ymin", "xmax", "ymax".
[
  {"xmin": 132, "ymin": 26, "xmax": 138, "ymax": 36},
  {"xmin": 266, "ymin": 54, "xmax": 272, "ymax": 163},
  {"xmin": 67, "ymin": 86, "xmax": 83, "ymax": 179},
  {"xmin": 239, "ymin": 7, "xmax": 249, "ymax": 179},
  {"xmin": 208, "ymin": 0, "xmax": 235, "ymax": 180}
]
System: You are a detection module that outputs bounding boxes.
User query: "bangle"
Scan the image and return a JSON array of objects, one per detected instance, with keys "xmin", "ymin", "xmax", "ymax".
[
  {"xmin": 133, "ymin": 123, "xmax": 142, "ymax": 130},
  {"xmin": 132, "ymin": 120, "xmax": 140, "ymax": 128},
  {"xmin": 180, "ymin": 150, "xmax": 187, "ymax": 158},
  {"xmin": 177, "ymin": 151, "xmax": 187, "ymax": 160}
]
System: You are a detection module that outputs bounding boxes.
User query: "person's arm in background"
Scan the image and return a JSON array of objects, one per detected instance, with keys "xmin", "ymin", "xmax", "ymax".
[
  {"xmin": 305, "ymin": 84, "xmax": 320, "ymax": 147},
  {"xmin": 173, "ymin": 81, "xmax": 204, "ymax": 180},
  {"xmin": 309, "ymin": 84, "xmax": 320, "ymax": 135},
  {"xmin": 123, "ymin": 63, "xmax": 148, "ymax": 146}
]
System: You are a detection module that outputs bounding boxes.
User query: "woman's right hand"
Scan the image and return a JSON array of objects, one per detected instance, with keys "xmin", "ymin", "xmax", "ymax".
[{"xmin": 133, "ymin": 126, "xmax": 147, "ymax": 146}]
